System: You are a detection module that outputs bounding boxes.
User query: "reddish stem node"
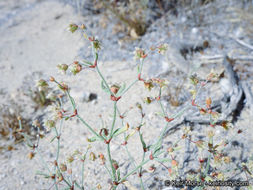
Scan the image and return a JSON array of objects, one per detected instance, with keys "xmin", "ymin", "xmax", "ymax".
[
  {"xmin": 192, "ymin": 99, "xmax": 197, "ymax": 106},
  {"xmin": 104, "ymin": 138, "xmax": 111, "ymax": 144},
  {"xmin": 165, "ymin": 117, "xmax": 174, "ymax": 122},
  {"xmin": 138, "ymin": 73, "xmax": 144, "ymax": 81},
  {"xmin": 70, "ymin": 109, "xmax": 78, "ymax": 117},
  {"xmin": 89, "ymin": 60, "xmax": 97, "ymax": 68},
  {"xmin": 156, "ymin": 96, "xmax": 161, "ymax": 101},
  {"xmin": 113, "ymin": 181, "xmax": 119, "ymax": 186},
  {"xmin": 110, "ymin": 95, "xmax": 121, "ymax": 101}
]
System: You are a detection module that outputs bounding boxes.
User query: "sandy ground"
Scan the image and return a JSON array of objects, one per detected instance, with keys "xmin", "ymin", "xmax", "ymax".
[{"xmin": 1, "ymin": 0, "xmax": 253, "ymax": 190}]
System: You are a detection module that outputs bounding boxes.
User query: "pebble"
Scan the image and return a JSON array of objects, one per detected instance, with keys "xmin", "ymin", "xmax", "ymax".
[
  {"xmin": 71, "ymin": 90, "xmax": 97, "ymax": 102},
  {"xmin": 0, "ymin": 174, "xmax": 7, "ymax": 180}
]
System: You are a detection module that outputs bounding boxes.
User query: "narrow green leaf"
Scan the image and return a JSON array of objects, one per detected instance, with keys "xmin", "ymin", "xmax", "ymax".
[
  {"xmin": 117, "ymin": 169, "xmax": 121, "ymax": 181},
  {"xmin": 50, "ymin": 136, "xmax": 57, "ymax": 143},
  {"xmin": 101, "ymin": 81, "xmax": 110, "ymax": 94},
  {"xmin": 154, "ymin": 157, "xmax": 171, "ymax": 163},
  {"xmin": 140, "ymin": 133, "xmax": 146, "ymax": 149},
  {"xmin": 113, "ymin": 123, "xmax": 129, "ymax": 137}
]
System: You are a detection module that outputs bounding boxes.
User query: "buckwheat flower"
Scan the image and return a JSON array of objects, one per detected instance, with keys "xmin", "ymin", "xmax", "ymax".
[
  {"xmin": 70, "ymin": 61, "xmax": 82, "ymax": 75},
  {"xmin": 69, "ymin": 23, "xmax": 78, "ymax": 33},
  {"xmin": 93, "ymin": 39, "xmax": 101, "ymax": 51},
  {"xmin": 44, "ymin": 120, "xmax": 56, "ymax": 130},
  {"xmin": 60, "ymin": 163, "xmax": 67, "ymax": 172},
  {"xmin": 189, "ymin": 74, "xmax": 199, "ymax": 85},
  {"xmin": 36, "ymin": 79, "xmax": 48, "ymax": 91},
  {"xmin": 133, "ymin": 47, "xmax": 147, "ymax": 60},
  {"xmin": 157, "ymin": 43, "xmax": 168, "ymax": 55},
  {"xmin": 67, "ymin": 155, "xmax": 74, "ymax": 163},
  {"xmin": 110, "ymin": 84, "xmax": 120, "ymax": 95},
  {"xmin": 57, "ymin": 64, "xmax": 68, "ymax": 74}
]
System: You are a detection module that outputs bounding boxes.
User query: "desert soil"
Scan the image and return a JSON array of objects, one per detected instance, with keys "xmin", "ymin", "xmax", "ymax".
[{"xmin": 1, "ymin": 0, "xmax": 253, "ymax": 190}]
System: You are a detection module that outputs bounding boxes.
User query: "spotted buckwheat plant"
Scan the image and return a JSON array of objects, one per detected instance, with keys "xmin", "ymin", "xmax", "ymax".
[{"xmin": 18, "ymin": 24, "xmax": 252, "ymax": 190}]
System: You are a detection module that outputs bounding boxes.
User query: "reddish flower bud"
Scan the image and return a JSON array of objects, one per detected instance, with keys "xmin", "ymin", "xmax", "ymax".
[
  {"xmin": 206, "ymin": 97, "xmax": 212, "ymax": 108},
  {"xmin": 149, "ymin": 153, "xmax": 154, "ymax": 160},
  {"xmin": 171, "ymin": 160, "xmax": 178, "ymax": 167},
  {"xmin": 50, "ymin": 76, "xmax": 55, "ymax": 82}
]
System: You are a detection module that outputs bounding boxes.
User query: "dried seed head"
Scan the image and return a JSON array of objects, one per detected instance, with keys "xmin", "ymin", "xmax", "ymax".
[
  {"xmin": 28, "ymin": 152, "xmax": 35, "ymax": 159},
  {"xmin": 144, "ymin": 80, "xmax": 154, "ymax": 91},
  {"xmin": 110, "ymin": 85, "xmax": 120, "ymax": 95},
  {"xmin": 60, "ymin": 163, "xmax": 67, "ymax": 172},
  {"xmin": 89, "ymin": 152, "xmax": 96, "ymax": 161}
]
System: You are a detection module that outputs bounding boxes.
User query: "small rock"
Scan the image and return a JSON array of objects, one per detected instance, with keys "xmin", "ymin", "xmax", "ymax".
[
  {"xmin": 191, "ymin": 27, "xmax": 198, "ymax": 34},
  {"xmin": 20, "ymin": 180, "xmax": 26, "ymax": 185},
  {"xmin": 130, "ymin": 28, "xmax": 139, "ymax": 39},
  {"xmin": 72, "ymin": 90, "xmax": 97, "ymax": 102},
  {"xmin": 219, "ymin": 78, "xmax": 232, "ymax": 95}
]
